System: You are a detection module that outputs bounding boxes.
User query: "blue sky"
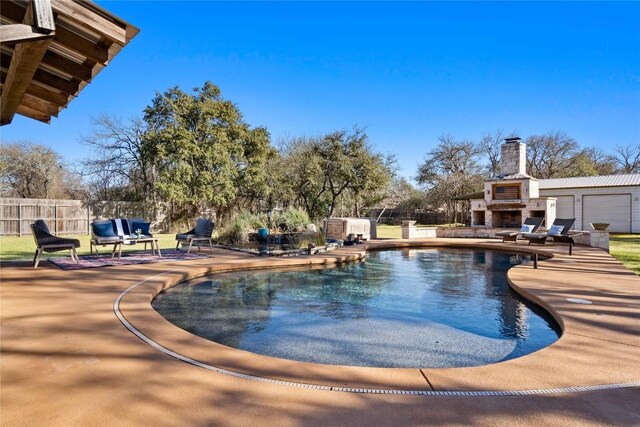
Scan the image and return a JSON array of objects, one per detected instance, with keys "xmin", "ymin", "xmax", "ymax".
[{"xmin": 2, "ymin": 1, "xmax": 639, "ymax": 180}]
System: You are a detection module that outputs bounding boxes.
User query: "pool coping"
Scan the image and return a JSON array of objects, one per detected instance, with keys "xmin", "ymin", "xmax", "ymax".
[{"xmin": 115, "ymin": 239, "xmax": 640, "ymax": 393}]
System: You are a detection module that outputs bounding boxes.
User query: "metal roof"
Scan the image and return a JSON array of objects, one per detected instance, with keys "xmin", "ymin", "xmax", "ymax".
[{"xmin": 539, "ymin": 174, "xmax": 640, "ymax": 190}]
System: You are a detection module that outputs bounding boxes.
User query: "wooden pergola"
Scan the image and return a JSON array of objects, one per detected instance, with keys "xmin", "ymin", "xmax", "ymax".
[{"xmin": 0, "ymin": 0, "xmax": 139, "ymax": 125}]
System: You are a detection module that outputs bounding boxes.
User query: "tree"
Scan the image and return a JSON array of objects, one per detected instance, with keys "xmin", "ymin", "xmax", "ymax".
[
  {"xmin": 416, "ymin": 135, "xmax": 484, "ymax": 222},
  {"xmin": 276, "ymin": 129, "xmax": 395, "ymax": 220},
  {"xmin": 613, "ymin": 144, "xmax": 640, "ymax": 173},
  {"xmin": 0, "ymin": 141, "xmax": 83, "ymax": 199},
  {"xmin": 81, "ymin": 114, "xmax": 153, "ymax": 202},
  {"xmin": 477, "ymin": 129, "xmax": 519, "ymax": 177},
  {"xmin": 571, "ymin": 147, "xmax": 617, "ymax": 177},
  {"xmin": 382, "ymin": 177, "xmax": 427, "ymax": 211},
  {"xmin": 525, "ymin": 131, "xmax": 582, "ymax": 179},
  {"xmin": 143, "ymin": 82, "xmax": 272, "ymax": 220}
]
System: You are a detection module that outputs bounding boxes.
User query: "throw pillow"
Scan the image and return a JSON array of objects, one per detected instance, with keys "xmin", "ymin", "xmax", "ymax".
[
  {"xmin": 93, "ymin": 222, "xmax": 116, "ymax": 237},
  {"xmin": 548, "ymin": 224, "xmax": 565, "ymax": 236},
  {"xmin": 520, "ymin": 224, "xmax": 534, "ymax": 233},
  {"xmin": 131, "ymin": 221, "xmax": 151, "ymax": 235}
]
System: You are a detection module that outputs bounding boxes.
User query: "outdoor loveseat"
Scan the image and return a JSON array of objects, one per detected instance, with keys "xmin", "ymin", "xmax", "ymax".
[{"xmin": 90, "ymin": 217, "xmax": 153, "ymax": 255}]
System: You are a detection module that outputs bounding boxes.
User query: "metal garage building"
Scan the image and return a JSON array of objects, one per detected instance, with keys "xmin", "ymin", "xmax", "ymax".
[{"xmin": 539, "ymin": 174, "xmax": 640, "ymax": 233}]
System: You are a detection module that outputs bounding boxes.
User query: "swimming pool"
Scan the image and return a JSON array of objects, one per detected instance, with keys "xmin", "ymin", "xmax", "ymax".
[{"xmin": 152, "ymin": 248, "xmax": 560, "ymax": 368}]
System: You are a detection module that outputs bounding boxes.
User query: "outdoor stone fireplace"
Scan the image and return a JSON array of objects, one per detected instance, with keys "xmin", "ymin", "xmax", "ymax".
[{"xmin": 470, "ymin": 138, "xmax": 556, "ymax": 228}]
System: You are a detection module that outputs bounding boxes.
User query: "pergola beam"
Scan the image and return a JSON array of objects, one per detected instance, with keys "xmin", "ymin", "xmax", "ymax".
[
  {"xmin": 0, "ymin": 0, "xmax": 138, "ymax": 125},
  {"xmin": 0, "ymin": 0, "xmax": 55, "ymax": 125},
  {"xmin": 0, "ymin": 24, "xmax": 53, "ymax": 44},
  {"xmin": 51, "ymin": 0, "xmax": 126, "ymax": 45}
]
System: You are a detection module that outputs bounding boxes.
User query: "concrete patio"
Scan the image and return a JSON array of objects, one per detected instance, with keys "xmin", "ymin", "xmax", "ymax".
[{"xmin": 1, "ymin": 239, "xmax": 638, "ymax": 426}]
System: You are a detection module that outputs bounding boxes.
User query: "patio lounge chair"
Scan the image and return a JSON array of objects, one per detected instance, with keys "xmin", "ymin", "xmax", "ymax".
[
  {"xmin": 495, "ymin": 217, "xmax": 545, "ymax": 243},
  {"xmin": 176, "ymin": 218, "xmax": 214, "ymax": 253},
  {"xmin": 522, "ymin": 218, "xmax": 584, "ymax": 255},
  {"xmin": 30, "ymin": 219, "xmax": 80, "ymax": 268}
]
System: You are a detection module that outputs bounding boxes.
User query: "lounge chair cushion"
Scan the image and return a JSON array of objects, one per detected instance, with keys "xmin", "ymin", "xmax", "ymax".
[
  {"xmin": 34, "ymin": 219, "xmax": 50, "ymax": 234},
  {"xmin": 548, "ymin": 225, "xmax": 565, "ymax": 236},
  {"xmin": 194, "ymin": 218, "xmax": 214, "ymax": 237},
  {"xmin": 130, "ymin": 220, "xmax": 151, "ymax": 235},
  {"xmin": 520, "ymin": 224, "xmax": 534, "ymax": 233},
  {"xmin": 93, "ymin": 221, "xmax": 117, "ymax": 237}
]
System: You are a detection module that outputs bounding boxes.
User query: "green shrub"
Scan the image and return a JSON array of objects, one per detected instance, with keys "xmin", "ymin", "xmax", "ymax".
[
  {"xmin": 216, "ymin": 211, "xmax": 267, "ymax": 245},
  {"xmin": 291, "ymin": 231, "xmax": 327, "ymax": 249},
  {"xmin": 274, "ymin": 207, "xmax": 311, "ymax": 232}
]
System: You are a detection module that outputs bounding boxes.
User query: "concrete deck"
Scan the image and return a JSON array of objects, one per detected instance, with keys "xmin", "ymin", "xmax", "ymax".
[{"xmin": 1, "ymin": 239, "xmax": 639, "ymax": 426}]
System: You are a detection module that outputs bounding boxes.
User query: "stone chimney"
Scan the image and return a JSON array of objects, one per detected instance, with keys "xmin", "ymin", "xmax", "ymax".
[{"xmin": 500, "ymin": 137, "xmax": 527, "ymax": 176}]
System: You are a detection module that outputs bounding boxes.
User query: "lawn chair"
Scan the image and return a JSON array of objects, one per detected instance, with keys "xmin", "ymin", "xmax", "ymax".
[
  {"xmin": 495, "ymin": 217, "xmax": 545, "ymax": 243},
  {"xmin": 176, "ymin": 218, "xmax": 214, "ymax": 253},
  {"xmin": 522, "ymin": 218, "xmax": 584, "ymax": 255},
  {"xmin": 30, "ymin": 219, "xmax": 80, "ymax": 268}
]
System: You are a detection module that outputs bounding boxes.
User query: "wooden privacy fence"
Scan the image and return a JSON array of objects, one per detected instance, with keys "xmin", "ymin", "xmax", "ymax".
[{"xmin": 0, "ymin": 198, "xmax": 146, "ymax": 236}]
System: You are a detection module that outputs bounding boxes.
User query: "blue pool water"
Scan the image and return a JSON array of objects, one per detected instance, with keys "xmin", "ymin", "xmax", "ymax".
[{"xmin": 152, "ymin": 248, "xmax": 560, "ymax": 368}]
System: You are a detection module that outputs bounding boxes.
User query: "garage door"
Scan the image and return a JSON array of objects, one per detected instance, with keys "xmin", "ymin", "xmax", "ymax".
[
  {"xmin": 555, "ymin": 196, "xmax": 575, "ymax": 227},
  {"xmin": 583, "ymin": 194, "xmax": 631, "ymax": 233}
]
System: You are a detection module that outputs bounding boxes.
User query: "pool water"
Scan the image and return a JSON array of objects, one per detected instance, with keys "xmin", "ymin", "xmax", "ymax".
[{"xmin": 152, "ymin": 248, "xmax": 560, "ymax": 368}]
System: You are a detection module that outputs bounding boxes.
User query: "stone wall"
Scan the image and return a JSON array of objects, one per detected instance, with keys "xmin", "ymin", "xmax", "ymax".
[
  {"xmin": 401, "ymin": 221, "xmax": 437, "ymax": 239},
  {"xmin": 436, "ymin": 227, "xmax": 508, "ymax": 239},
  {"xmin": 435, "ymin": 226, "xmax": 610, "ymax": 252}
]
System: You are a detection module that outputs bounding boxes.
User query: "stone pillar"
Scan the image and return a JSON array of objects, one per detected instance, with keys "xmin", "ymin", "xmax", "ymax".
[
  {"xmin": 401, "ymin": 221, "xmax": 415, "ymax": 239},
  {"xmin": 501, "ymin": 138, "xmax": 527, "ymax": 176},
  {"xmin": 367, "ymin": 217, "xmax": 378, "ymax": 239},
  {"xmin": 590, "ymin": 231, "xmax": 610, "ymax": 252}
]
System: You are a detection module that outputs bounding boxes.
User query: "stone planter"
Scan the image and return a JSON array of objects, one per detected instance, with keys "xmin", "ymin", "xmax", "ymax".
[{"xmin": 590, "ymin": 223, "xmax": 609, "ymax": 231}]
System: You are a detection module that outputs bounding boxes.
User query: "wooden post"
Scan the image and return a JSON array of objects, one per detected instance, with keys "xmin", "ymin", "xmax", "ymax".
[
  {"xmin": 18, "ymin": 202, "xmax": 22, "ymax": 236},
  {"xmin": 87, "ymin": 205, "xmax": 91, "ymax": 235},
  {"xmin": 54, "ymin": 202, "xmax": 58, "ymax": 234}
]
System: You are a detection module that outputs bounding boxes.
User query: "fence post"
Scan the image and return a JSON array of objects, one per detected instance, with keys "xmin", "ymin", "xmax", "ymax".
[
  {"xmin": 87, "ymin": 205, "xmax": 91, "ymax": 235},
  {"xmin": 54, "ymin": 203, "xmax": 58, "ymax": 234},
  {"xmin": 18, "ymin": 202, "xmax": 22, "ymax": 236}
]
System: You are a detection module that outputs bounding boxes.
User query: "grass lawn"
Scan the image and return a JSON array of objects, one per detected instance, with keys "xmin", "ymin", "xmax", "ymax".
[
  {"xmin": 0, "ymin": 234, "xmax": 178, "ymax": 262},
  {"xmin": 2, "ymin": 228, "xmax": 638, "ymax": 275},
  {"xmin": 609, "ymin": 234, "xmax": 640, "ymax": 275}
]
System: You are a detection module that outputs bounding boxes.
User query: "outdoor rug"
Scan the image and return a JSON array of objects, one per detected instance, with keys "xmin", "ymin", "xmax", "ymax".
[{"xmin": 49, "ymin": 249, "xmax": 211, "ymax": 270}]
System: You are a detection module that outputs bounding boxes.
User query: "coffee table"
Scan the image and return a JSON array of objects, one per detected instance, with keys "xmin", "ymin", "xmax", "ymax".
[{"xmin": 112, "ymin": 236, "xmax": 162, "ymax": 259}]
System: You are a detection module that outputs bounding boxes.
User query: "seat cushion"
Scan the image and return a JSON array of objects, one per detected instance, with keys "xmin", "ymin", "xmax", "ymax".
[
  {"xmin": 131, "ymin": 221, "xmax": 151, "ymax": 235},
  {"xmin": 93, "ymin": 222, "xmax": 116, "ymax": 237},
  {"xmin": 176, "ymin": 233, "xmax": 192, "ymax": 241}
]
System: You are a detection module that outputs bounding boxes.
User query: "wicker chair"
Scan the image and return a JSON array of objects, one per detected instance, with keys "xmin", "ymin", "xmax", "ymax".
[
  {"xmin": 175, "ymin": 218, "xmax": 215, "ymax": 253},
  {"xmin": 30, "ymin": 219, "xmax": 81, "ymax": 268}
]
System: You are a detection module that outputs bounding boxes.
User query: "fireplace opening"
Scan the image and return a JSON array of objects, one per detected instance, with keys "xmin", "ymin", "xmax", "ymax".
[
  {"xmin": 473, "ymin": 211, "xmax": 486, "ymax": 226},
  {"xmin": 492, "ymin": 211, "xmax": 522, "ymax": 228}
]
